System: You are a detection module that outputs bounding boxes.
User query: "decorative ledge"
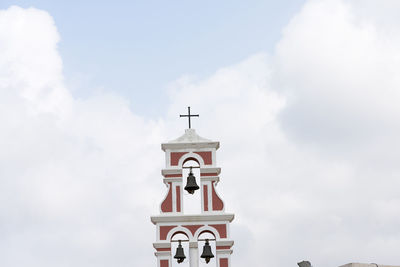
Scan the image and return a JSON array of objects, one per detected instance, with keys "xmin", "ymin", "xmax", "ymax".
[
  {"xmin": 162, "ymin": 142, "xmax": 220, "ymax": 151},
  {"xmin": 151, "ymin": 214, "xmax": 234, "ymax": 224}
]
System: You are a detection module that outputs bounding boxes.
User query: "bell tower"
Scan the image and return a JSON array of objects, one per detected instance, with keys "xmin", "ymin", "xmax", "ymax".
[{"xmin": 151, "ymin": 107, "xmax": 234, "ymax": 267}]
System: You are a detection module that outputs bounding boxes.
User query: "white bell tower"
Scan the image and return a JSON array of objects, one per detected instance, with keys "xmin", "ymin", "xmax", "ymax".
[{"xmin": 151, "ymin": 107, "xmax": 234, "ymax": 267}]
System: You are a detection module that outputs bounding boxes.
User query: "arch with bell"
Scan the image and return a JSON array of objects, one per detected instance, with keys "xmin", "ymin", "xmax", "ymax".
[
  {"xmin": 169, "ymin": 226, "xmax": 218, "ymax": 267},
  {"xmin": 160, "ymin": 152, "xmax": 225, "ymax": 215}
]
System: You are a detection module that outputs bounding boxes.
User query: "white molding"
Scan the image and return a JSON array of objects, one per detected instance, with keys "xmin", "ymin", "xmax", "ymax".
[
  {"xmin": 161, "ymin": 169, "xmax": 182, "ymax": 175},
  {"xmin": 153, "ymin": 242, "xmax": 171, "ymax": 249},
  {"xmin": 155, "ymin": 251, "xmax": 171, "ymax": 257},
  {"xmin": 200, "ymin": 176, "xmax": 219, "ymax": 182},
  {"xmin": 162, "ymin": 142, "xmax": 220, "ymax": 151},
  {"xmin": 216, "ymin": 249, "xmax": 233, "ymax": 255},
  {"xmin": 163, "ymin": 177, "xmax": 182, "ymax": 183},
  {"xmin": 216, "ymin": 240, "xmax": 234, "ymax": 247},
  {"xmin": 151, "ymin": 214, "xmax": 234, "ymax": 224},
  {"xmin": 200, "ymin": 167, "xmax": 221, "ymax": 175}
]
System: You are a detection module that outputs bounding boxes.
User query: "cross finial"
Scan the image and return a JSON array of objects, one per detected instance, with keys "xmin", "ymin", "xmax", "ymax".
[{"xmin": 179, "ymin": 106, "xmax": 199, "ymax": 129}]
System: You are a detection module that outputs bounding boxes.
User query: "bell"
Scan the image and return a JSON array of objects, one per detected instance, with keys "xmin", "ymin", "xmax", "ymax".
[
  {"xmin": 200, "ymin": 239, "xmax": 214, "ymax": 264},
  {"xmin": 184, "ymin": 167, "xmax": 199, "ymax": 194},
  {"xmin": 174, "ymin": 240, "xmax": 186, "ymax": 263}
]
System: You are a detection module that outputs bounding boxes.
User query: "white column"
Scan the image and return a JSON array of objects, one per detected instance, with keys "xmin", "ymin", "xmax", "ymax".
[{"xmin": 189, "ymin": 242, "xmax": 199, "ymax": 267}]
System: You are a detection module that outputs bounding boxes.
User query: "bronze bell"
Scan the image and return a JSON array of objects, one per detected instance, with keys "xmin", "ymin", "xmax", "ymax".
[
  {"xmin": 200, "ymin": 239, "xmax": 214, "ymax": 263},
  {"xmin": 184, "ymin": 167, "xmax": 199, "ymax": 194},
  {"xmin": 174, "ymin": 240, "xmax": 186, "ymax": 263}
]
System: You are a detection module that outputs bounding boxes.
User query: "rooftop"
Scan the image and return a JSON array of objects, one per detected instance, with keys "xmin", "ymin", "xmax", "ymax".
[{"xmin": 162, "ymin": 129, "xmax": 219, "ymax": 151}]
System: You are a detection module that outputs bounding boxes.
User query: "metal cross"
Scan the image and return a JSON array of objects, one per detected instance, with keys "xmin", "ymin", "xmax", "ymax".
[{"xmin": 179, "ymin": 106, "xmax": 199, "ymax": 129}]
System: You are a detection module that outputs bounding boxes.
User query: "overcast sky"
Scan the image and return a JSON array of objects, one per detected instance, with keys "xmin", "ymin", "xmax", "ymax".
[{"xmin": 1, "ymin": 1, "xmax": 400, "ymax": 267}]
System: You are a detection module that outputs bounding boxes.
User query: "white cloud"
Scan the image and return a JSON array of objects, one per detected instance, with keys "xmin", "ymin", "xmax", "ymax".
[
  {"xmin": 167, "ymin": 1, "xmax": 400, "ymax": 266},
  {"xmin": 1, "ymin": 1, "xmax": 400, "ymax": 267},
  {"xmin": 0, "ymin": 6, "xmax": 163, "ymax": 267},
  {"xmin": 275, "ymin": 0, "xmax": 400, "ymax": 151}
]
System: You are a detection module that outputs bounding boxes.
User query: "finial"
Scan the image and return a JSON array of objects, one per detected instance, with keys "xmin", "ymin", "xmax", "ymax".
[{"xmin": 179, "ymin": 106, "xmax": 199, "ymax": 129}]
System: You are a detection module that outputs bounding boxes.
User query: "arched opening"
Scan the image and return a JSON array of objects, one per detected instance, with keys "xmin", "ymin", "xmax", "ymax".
[
  {"xmin": 182, "ymin": 159, "xmax": 201, "ymax": 214},
  {"xmin": 198, "ymin": 231, "xmax": 217, "ymax": 267},
  {"xmin": 171, "ymin": 232, "xmax": 190, "ymax": 267}
]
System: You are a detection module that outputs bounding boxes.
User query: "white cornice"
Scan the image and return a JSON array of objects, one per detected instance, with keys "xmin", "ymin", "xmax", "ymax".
[
  {"xmin": 154, "ymin": 251, "xmax": 171, "ymax": 257},
  {"xmin": 151, "ymin": 214, "xmax": 234, "ymax": 224},
  {"xmin": 200, "ymin": 167, "xmax": 221, "ymax": 175},
  {"xmin": 200, "ymin": 177, "xmax": 219, "ymax": 182},
  {"xmin": 163, "ymin": 177, "xmax": 182, "ymax": 183},
  {"xmin": 162, "ymin": 142, "xmax": 220, "ymax": 151},
  {"xmin": 216, "ymin": 240, "xmax": 234, "ymax": 247},
  {"xmin": 162, "ymin": 167, "xmax": 221, "ymax": 174},
  {"xmin": 215, "ymin": 249, "xmax": 233, "ymax": 255},
  {"xmin": 153, "ymin": 242, "xmax": 171, "ymax": 249}
]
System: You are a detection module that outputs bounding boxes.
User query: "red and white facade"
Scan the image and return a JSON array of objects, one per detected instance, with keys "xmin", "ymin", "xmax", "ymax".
[{"xmin": 151, "ymin": 128, "xmax": 234, "ymax": 267}]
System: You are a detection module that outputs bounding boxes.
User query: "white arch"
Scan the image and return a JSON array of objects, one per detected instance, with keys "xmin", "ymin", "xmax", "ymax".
[
  {"xmin": 178, "ymin": 152, "xmax": 205, "ymax": 168},
  {"xmin": 166, "ymin": 226, "xmax": 193, "ymax": 241},
  {"xmin": 193, "ymin": 225, "xmax": 220, "ymax": 240}
]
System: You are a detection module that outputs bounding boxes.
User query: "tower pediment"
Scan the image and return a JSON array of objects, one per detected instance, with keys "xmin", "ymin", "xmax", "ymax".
[{"xmin": 162, "ymin": 129, "xmax": 220, "ymax": 151}]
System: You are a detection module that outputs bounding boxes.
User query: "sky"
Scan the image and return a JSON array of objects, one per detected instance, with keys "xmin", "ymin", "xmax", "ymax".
[
  {"xmin": 1, "ymin": 1, "xmax": 400, "ymax": 267},
  {"xmin": 0, "ymin": 0, "xmax": 305, "ymax": 117}
]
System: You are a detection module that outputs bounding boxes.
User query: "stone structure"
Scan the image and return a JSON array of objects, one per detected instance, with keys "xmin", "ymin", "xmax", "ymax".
[{"xmin": 151, "ymin": 128, "xmax": 234, "ymax": 267}]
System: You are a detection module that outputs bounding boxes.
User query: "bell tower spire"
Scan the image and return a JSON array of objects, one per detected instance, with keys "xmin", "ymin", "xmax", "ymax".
[{"xmin": 151, "ymin": 112, "xmax": 234, "ymax": 267}]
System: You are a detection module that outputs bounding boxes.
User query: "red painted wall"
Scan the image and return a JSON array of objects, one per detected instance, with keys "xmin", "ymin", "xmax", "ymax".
[
  {"xmin": 210, "ymin": 224, "xmax": 227, "ymax": 238},
  {"xmin": 164, "ymin": 174, "xmax": 182, "ymax": 178},
  {"xmin": 211, "ymin": 181, "xmax": 224, "ymax": 211},
  {"xmin": 182, "ymin": 224, "xmax": 204, "ymax": 235},
  {"xmin": 161, "ymin": 182, "xmax": 173, "ymax": 212},
  {"xmin": 203, "ymin": 185, "xmax": 208, "ymax": 211},
  {"xmin": 170, "ymin": 152, "xmax": 186, "ymax": 166},
  {"xmin": 200, "ymin": 172, "xmax": 218, "ymax": 177},
  {"xmin": 216, "ymin": 246, "xmax": 231, "ymax": 250},
  {"xmin": 176, "ymin": 186, "xmax": 181, "ymax": 212},
  {"xmin": 194, "ymin": 151, "xmax": 212, "ymax": 165},
  {"xmin": 159, "ymin": 225, "xmax": 175, "ymax": 240},
  {"xmin": 220, "ymin": 258, "xmax": 228, "ymax": 267},
  {"xmin": 156, "ymin": 248, "xmax": 171, "ymax": 251},
  {"xmin": 160, "ymin": 259, "xmax": 169, "ymax": 267}
]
